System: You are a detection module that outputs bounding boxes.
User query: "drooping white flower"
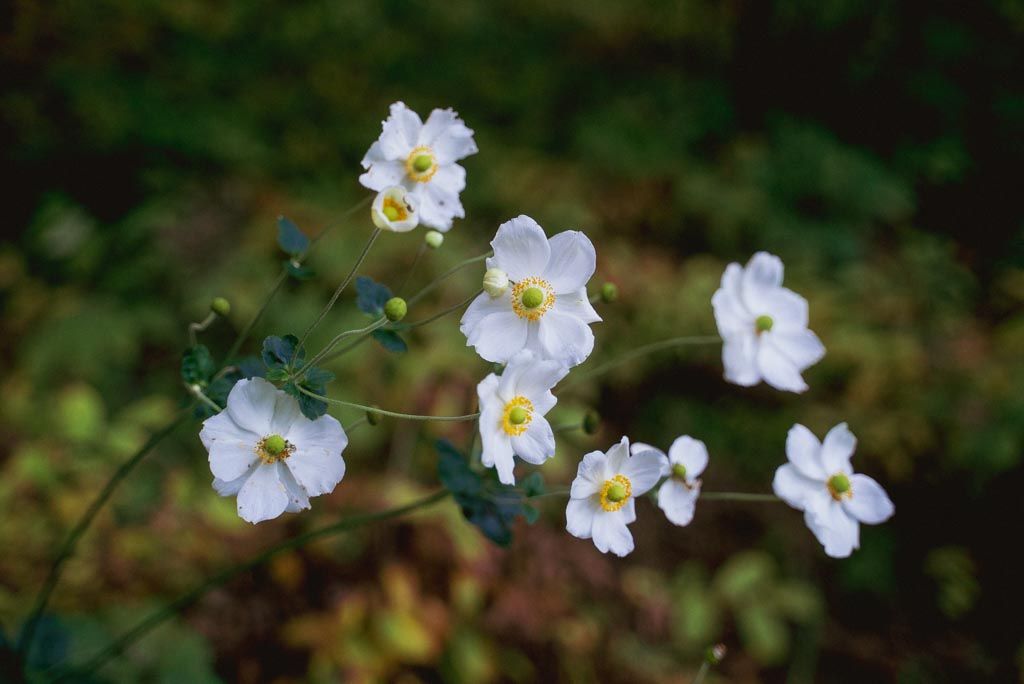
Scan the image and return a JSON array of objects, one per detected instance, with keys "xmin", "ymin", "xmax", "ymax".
[
  {"xmin": 199, "ymin": 378, "xmax": 348, "ymax": 524},
  {"xmin": 772, "ymin": 423, "xmax": 894, "ymax": 558},
  {"xmin": 711, "ymin": 252, "xmax": 825, "ymax": 393},
  {"xmin": 566, "ymin": 437, "xmax": 666, "ymax": 557},
  {"xmin": 370, "ymin": 186, "xmax": 419, "ymax": 232},
  {"xmin": 460, "ymin": 215, "xmax": 602, "ymax": 367},
  {"xmin": 632, "ymin": 436, "xmax": 708, "ymax": 527},
  {"xmin": 477, "ymin": 350, "xmax": 569, "ymax": 485},
  {"xmin": 359, "ymin": 101, "xmax": 478, "ymax": 232}
]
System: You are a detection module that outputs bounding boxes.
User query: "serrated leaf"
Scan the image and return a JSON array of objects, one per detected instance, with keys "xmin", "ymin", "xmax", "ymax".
[
  {"xmin": 261, "ymin": 334, "xmax": 304, "ymax": 370},
  {"xmin": 284, "ymin": 260, "xmax": 315, "ymax": 280},
  {"xmin": 181, "ymin": 345, "xmax": 216, "ymax": 385},
  {"xmin": 237, "ymin": 356, "xmax": 266, "ymax": 379},
  {"xmin": 277, "ymin": 216, "xmax": 309, "ymax": 256},
  {"xmin": 372, "ymin": 329, "xmax": 407, "ymax": 353},
  {"xmin": 283, "ymin": 382, "xmax": 328, "ymax": 420},
  {"xmin": 356, "ymin": 276, "xmax": 393, "ymax": 316}
]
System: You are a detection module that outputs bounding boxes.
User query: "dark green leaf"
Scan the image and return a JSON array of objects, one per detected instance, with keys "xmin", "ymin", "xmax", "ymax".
[
  {"xmin": 356, "ymin": 276, "xmax": 393, "ymax": 316},
  {"xmin": 181, "ymin": 345, "xmax": 216, "ymax": 385},
  {"xmin": 520, "ymin": 472, "xmax": 545, "ymax": 497},
  {"xmin": 237, "ymin": 356, "xmax": 266, "ymax": 379},
  {"xmin": 304, "ymin": 366, "xmax": 336, "ymax": 386},
  {"xmin": 372, "ymin": 329, "xmax": 407, "ymax": 353},
  {"xmin": 261, "ymin": 334, "xmax": 304, "ymax": 370},
  {"xmin": 283, "ymin": 382, "xmax": 328, "ymax": 420},
  {"xmin": 264, "ymin": 367, "xmax": 290, "ymax": 383},
  {"xmin": 277, "ymin": 216, "xmax": 309, "ymax": 256},
  {"xmin": 284, "ymin": 259, "xmax": 315, "ymax": 280}
]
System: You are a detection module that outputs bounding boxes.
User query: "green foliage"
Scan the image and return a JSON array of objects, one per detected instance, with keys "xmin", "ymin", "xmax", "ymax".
[
  {"xmin": 181, "ymin": 345, "xmax": 216, "ymax": 386},
  {"xmin": 277, "ymin": 216, "xmax": 309, "ymax": 256},
  {"xmin": 371, "ymin": 329, "xmax": 408, "ymax": 354},
  {"xmin": 356, "ymin": 276, "xmax": 394, "ymax": 317}
]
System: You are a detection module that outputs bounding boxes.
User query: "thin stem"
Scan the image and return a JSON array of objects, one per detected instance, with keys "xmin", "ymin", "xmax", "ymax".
[
  {"xmin": 298, "ymin": 317, "xmax": 387, "ymax": 377},
  {"xmin": 344, "ymin": 416, "xmax": 369, "ymax": 433},
  {"xmin": 50, "ymin": 490, "xmax": 450, "ymax": 682},
  {"xmin": 221, "ymin": 271, "xmax": 288, "ymax": 365},
  {"xmin": 18, "ymin": 412, "xmax": 189, "ymax": 655},
  {"xmin": 298, "ymin": 386, "xmax": 479, "ymax": 423},
  {"xmin": 185, "ymin": 384, "xmax": 223, "ymax": 413},
  {"xmin": 296, "ymin": 228, "xmax": 382, "ymax": 354},
  {"xmin": 560, "ymin": 335, "xmax": 721, "ymax": 390},
  {"xmin": 317, "ymin": 332, "xmax": 371, "ymax": 365},
  {"xmin": 692, "ymin": 662, "xmax": 711, "ymax": 684},
  {"xmin": 407, "ymin": 252, "xmax": 490, "ymax": 306},
  {"xmin": 397, "ymin": 242, "xmax": 427, "ymax": 295},
  {"xmin": 403, "ymin": 290, "xmax": 481, "ymax": 330},
  {"xmin": 187, "ymin": 312, "xmax": 216, "ymax": 346}
]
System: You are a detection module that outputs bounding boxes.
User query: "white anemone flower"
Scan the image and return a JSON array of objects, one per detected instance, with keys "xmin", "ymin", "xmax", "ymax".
[
  {"xmin": 477, "ymin": 350, "xmax": 569, "ymax": 485},
  {"xmin": 359, "ymin": 101, "xmax": 478, "ymax": 232},
  {"xmin": 460, "ymin": 215, "xmax": 602, "ymax": 367},
  {"xmin": 566, "ymin": 437, "xmax": 666, "ymax": 557},
  {"xmin": 632, "ymin": 436, "xmax": 708, "ymax": 527},
  {"xmin": 711, "ymin": 252, "xmax": 825, "ymax": 393},
  {"xmin": 199, "ymin": 378, "xmax": 348, "ymax": 524},
  {"xmin": 772, "ymin": 423, "xmax": 894, "ymax": 558},
  {"xmin": 370, "ymin": 186, "xmax": 419, "ymax": 232}
]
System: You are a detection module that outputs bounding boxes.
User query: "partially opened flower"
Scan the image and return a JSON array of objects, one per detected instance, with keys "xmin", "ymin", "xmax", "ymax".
[
  {"xmin": 772, "ymin": 423, "xmax": 894, "ymax": 558},
  {"xmin": 199, "ymin": 378, "xmax": 348, "ymax": 524},
  {"xmin": 711, "ymin": 252, "xmax": 825, "ymax": 393},
  {"xmin": 359, "ymin": 101, "xmax": 478, "ymax": 231},
  {"xmin": 477, "ymin": 350, "xmax": 569, "ymax": 485},
  {"xmin": 460, "ymin": 215, "xmax": 601, "ymax": 367},
  {"xmin": 370, "ymin": 186, "xmax": 419, "ymax": 232},
  {"xmin": 566, "ymin": 437, "xmax": 666, "ymax": 557},
  {"xmin": 633, "ymin": 436, "xmax": 708, "ymax": 527}
]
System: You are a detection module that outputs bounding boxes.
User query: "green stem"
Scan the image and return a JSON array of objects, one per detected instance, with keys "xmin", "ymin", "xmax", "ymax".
[
  {"xmin": 407, "ymin": 252, "xmax": 490, "ymax": 306},
  {"xmin": 397, "ymin": 242, "xmax": 427, "ymax": 295},
  {"xmin": 403, "ymin": 289, "xmax": 481, "ymax": 330},
  {"xmin": 297, "ymin": 317, "xmax": 387, "ymax": 377},
  {"xmin": 47, "ymin": 490, "xmax": 450, "ymax": 682},
  {"xmin": 18, "ymin": 412, "xmax": 189, "ymax": 655},
  {"xmin": 297, "ymin": 386, "xmax": 479, "ymax": 422},
  {"xmin": 187, "ymin": 312, "xmax": 216, "ymax": 347},
  {"xmin": 692, "ymin": 662, "xmax": 711, "ymax": 684},
  {"xmin": 221, "ymin": 270, "xmax": 288, "ymax": 365},
  {"xmin": 560, "ymin": 334, "xmax": 721, "ymax": 390}
]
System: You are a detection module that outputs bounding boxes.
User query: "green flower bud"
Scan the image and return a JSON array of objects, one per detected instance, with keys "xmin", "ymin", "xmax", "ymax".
[
  {"xmin": 508, "ymin": 407, "xmax": 529, "ymax": 425},
  {"xmin": 483, "ymin": 268, "xmax": 509, "ymax": 298},
  {"xmin": 705, "ymin": 644, "xmax": 727, "ymax": 665},
  {"xmin": 384, "ymin": 297, "xmax": 407, "ymax": 322},
  {"xmin": 600, "ymin": 282, "xmax": 618, "ymax": 303},
  {"xmin": 583, "ymin": 410, "xmax": 600, "ymax": 435},
  {"xmin": 210, "ymin": 297, "xmax": 231, "ymax": 316},
  {"xmin": 424, "ymin": 230, "xmax": 444, "ymax": 249},
  {"xmin": 606, "ymin": 482, "xmax": 628, "ymax": 503},
  {"xmin": 264, "ymin": 434, "xmax": 286, "ymax": 456},
  {"xmin": 521, "ymin": 287, "xmax": 544, "ymax": 309},
  {"xmin": 672, "ymin": 463, "xmax": 687, "ymax": 480},
  {"xmin": 755, "ymin": 314, "xmax": 774, "ymax": 333},
  {"xmin": 411, "ymin": 154, "xmax": 433, "ymax": 173}
]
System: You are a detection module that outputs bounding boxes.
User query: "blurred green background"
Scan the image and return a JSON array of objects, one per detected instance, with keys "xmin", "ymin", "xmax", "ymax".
[{"xmin": 2, "ymin": 1, "xmax": 1023, "ymax": 682}]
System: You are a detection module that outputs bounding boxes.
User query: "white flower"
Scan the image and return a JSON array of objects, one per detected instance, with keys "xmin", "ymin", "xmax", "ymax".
[
  {"xmin": 482, "ymin": 267, "xmax": 509, "ymax": 298},
  {"xmin": 477, "ymin": 350, "xmax": 569, "ymax": 485},
  {"xmin": 565, "ymin": 437, "xmax": 666, "ymax": 557},
  {"xmin": 711, "ymin": 252, "xmax": 826, "ymax": 393},
  {"xmin": 632, "ymin": 436, "xmax": 708, "ymax": 527},
  {"xmin": 460, "ymin": 215, "xmax": 602, "ymax": 367},
  {"xmin": 772, "ymin": 423, "xmax": 894, "ymax": 558},
  {"xmin": 199, "ymin": 378, "xmax": 348, "ymax": 524},
  {"xmin": 359, "ymin": 101, "xmax": 478, "ymax": 232},
  {"xmin": 370, "ymin": 186, "xmax": 419, "ymax": 232}
]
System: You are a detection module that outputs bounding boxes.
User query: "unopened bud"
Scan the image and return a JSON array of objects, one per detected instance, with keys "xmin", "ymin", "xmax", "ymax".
[
  {"xmin": 424, "ymin": 230, "xmax": 444, "ymax": 249},
  {"xmin": 483, "ymin": 268, "xmax": 509, "ymax": 298},
  {"xmin": 600, "ymin": 282, "xmax": 618, "ymax": 303},
  {"xmin": 210, "ymin": 297, "xmax": 231, "ymax": 316},
  {"xmin": 705, "ymin": 644, "xmax": 727, "ymax": 665},
  {"xmin": 583, "ymin": 410, "xmax": 600, "ymax": 435},
  {"xmin": 384, "ymin": 297, "xmax": 407, "ymax": 322}
]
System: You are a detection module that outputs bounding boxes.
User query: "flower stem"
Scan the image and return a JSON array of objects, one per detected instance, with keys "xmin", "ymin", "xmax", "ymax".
[
  {"xmin": 397, "ymin": 242, "xmax": 427, "ymax": 295},
  {"xmin": 692, "ymin": 662, "xmax": 711, "ymax": 684},
  {"xmin": 407, "ymin": 252, "xmax": 491, "ymax": 306},
  {"xmin": 297, "ymin": 317, "xmax": 388, "ymax": 376},
  {"xmin": 403, "ymin": 289, "xmax": 481, "ymax": 330},
  {"xmin": 46, "ymin": 490, "xmax": 450, "ymax": 682},
  {"xmin": 298, "ymin": 386, "xmax": 480, "ymax": 422},
  {"xmin": 187, "ymin": 312, "xmax": 217, "ymax": 346},
  {"xmin": 17, "ymin": 412, "xmax": 190, "ymax": 656},
  {"xmin": 560, "ymin": 334, "xmax": 721, "ymax": 390},
  {"xmin": 221, "ymin": 270, "xmax": 288, "ymax": 366}
]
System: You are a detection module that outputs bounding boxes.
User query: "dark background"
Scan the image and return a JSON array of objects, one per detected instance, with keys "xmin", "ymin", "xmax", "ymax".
[{"xmin": 2, "ymin": 1, "xmax": 1022, "ymax": 682}]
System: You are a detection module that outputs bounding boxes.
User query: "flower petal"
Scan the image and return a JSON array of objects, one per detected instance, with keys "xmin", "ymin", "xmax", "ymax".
[
  {"xmin": 843, "ymin": 474, "xmax": 894, "ymax": 524},
  {"xmin": 212, "ymin": 465, "xmax": 256, "ymax": 497},
  {"xmin": 668, "ymin": 436, "xmax": 709, "ymax": 478},
  {"xmin": 378, "ymin": 101, "xmax": 421, "ymax": 159},
  {"xmin": 721, "ymin": 331, "xmax": 761, "ymax": 387},
  {"xmin": 490, "ymin": 216, "xmax": 551, "ymax": 282},
  {"xmin": 757, "ymin": 337, "xmax": 809, "ymax": 392},
  {"xmin": 820, "ymin": 422, "xmax": 856, "ymax": 475},
  {"xmin": 620, "ymin": 448, "xmax": 666, "ymax": 495},
  {"xmin": 768, "ymin": 328, "xmax": 825, "ymax": 371},
  {"xmin": 536, "ymin": 310, "xmax": 595, "ymax": 367},
  {"xmin": 480, "ymin": 413, "xmax": 516, "ymax": 485},
  {"xmin": 806, "ymin": 500, "xmax": 860, "ymax": 558},
  {"xmin": 605, "ymin": 436, "xmax": 631, "ymax": 474},
  {"xmin": 201, "ymin": 411, "xmax": 260, "ymax": 481},
  {"xmin": 760, "ymin": 288, "xmax": 809, "ymax": 331},
  {"xmin": 786, "ymin": 424, "xmax": 826, "ymax": 480},
  {"xmin": 554, "ymin": 288, "xmax": 602, "ymax": 324},
  {"xmin": 283, "ymin": 415, "xmax": 347, "ymax": 497},
  {"xmin": 772, "ymin": 463, "xmax": 821, "ymax": 511},
  {"xmin": 592, "ymin": 511, "xmax": 634, "ymax": 556},
  {"xmin": 511, "ymin": 415, "xmax": 556, "ymax": 465},
  {"xmin": 277, "ymin": 461, "xmax": 312, "ymax": 513},
  {"xmin": 571, "ymin": 450, "xmax": 608, "ymax": 498},
  {"xmin": 543, "ymin": 230, "xmax": 596, "ymax": 293},
  {"xmin": 236, "ymin": 463, "xmax": 290, "ymax": 524},
  {"xmin": 419, "ymin": 108, "xmax": 478, "ymax": 163},
  {"xmin": 225, "ymin": 378, "xmax": 279, "ymax": 436},
  {"xmin": 712, "ymin": 263, "xmax": 752, "ymax": 334},
  {"xmin": 467, "ymin": 311, "xmax": 529, "ymax": 363},
  {"xmin": 502, "ymin": 356, "xmax": 568, "ymax": 413},
  {"xmin": 566, "ymin": 497, "xmax": 599, "ymax": 539},
  {"xmin": 658, "ymin": 480, "xmax": 699, "ymax": 526},
  {"xmin": 740, "ymin": 251, "xmax": 784, "ymax": 311},
  {"xmin": 358, "ymin": 159, "xmax": 406, "ymax": 192},
  {"xmin": 461, "ymin": 291, "xmax": 513, "ymax": 337}
]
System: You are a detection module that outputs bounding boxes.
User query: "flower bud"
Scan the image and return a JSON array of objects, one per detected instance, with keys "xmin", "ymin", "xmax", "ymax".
[
  {"xmin": 582, "ymin": 410, "xmax": 600, "ymax": 435},
  {"xmin": 600, "ymin": 282, "xmax": 618, "ymax": 303},
  {"xmin": 483, "ymin": 268, "xmax": 509, "ymax": 298},
  {"xmin": 705, "ymin": 644, "xmax": 727, "ymax": 665},
  {"xmin": 210, "ymin": 297, "xmax": 231, "ymax": 317},
  {"xmin": 384, "ymin": 297, "xmax": 407, "ymax": 322},
  {"xmin": 424, "ymin": 230, "xmax": 444, "ymax": 249}
]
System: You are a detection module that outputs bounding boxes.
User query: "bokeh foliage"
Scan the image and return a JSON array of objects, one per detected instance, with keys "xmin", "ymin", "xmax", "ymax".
[{"xmin": 2, "ymin": 0, "xmax": 1023, "ymax": 681}]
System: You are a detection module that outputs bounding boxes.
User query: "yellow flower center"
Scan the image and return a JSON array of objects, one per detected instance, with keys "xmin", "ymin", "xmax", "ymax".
[
  {"xmin": 599, "ymin": 474, "xmax": 633, "ymax": 512},
  {"xmin": 257, "ymin": 434, "xmax": 294, "ymax": 464},
  {"xmin": 510, "ymin": 277, "xmax": 556, "ymax": 321},
  {"xmin": 827, "ymin": 472, "xmax": 853, "ymax": 501},
  {"xmin": 382, "ymin": 195, "xmax": 409, "ymax": 222},
  {"xmin": 405, "ymin": 145, "xmax": 438, "ymax": 183},
  {"xmin": 501, "ymin": 396, "xmax": 534, "ymax": 436}
]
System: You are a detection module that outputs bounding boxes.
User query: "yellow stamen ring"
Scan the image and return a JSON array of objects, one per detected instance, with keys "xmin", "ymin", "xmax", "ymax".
[
  {"xmin": 501, "ymin": 396, "xmax": 534, "ymax": 436},
  {"xmin": 599, "ymin": 474, "xmax": 633, "ymax": 512},
  {"xmin": 510, "ymin": 277, "xmax": 556, "ymax": 321},
  {"xmin": 405, "ymin": 145, "xmax": 438, "ymax": 183}
]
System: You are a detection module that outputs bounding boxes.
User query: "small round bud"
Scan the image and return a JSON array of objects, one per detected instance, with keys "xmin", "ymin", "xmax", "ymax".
[
  {"xmin": 755, "ymin": 314, "xmax": 774, "ymax": 333},
  {"xmin": 264, "ymin": 434, "xmax": 286, "ymax": 455},
  {"xmin": 521, "ymin": 287, "xmax": 544, "ymax": 309},
  {"xmin": 600, "ymin": 282, "xmax": 618, "ymax": 303},
  {"xmin": 705, "ymin": 644, "xmax": 727, "ymax": 665},
  {"xmin": 384, "ymin": 297, "xmax": 407, "ymax": 322},
  {"xmin": 606, "ymin": 482, "xmax": 628, "ymax": 503},
  {"xmin": 210, "ymin": 297, "xmax": 231, "ymax": 316},
  {"xmin": 508, "ymin": 407, "xmax": 529, "ymax": 425},
  {"xmin": 424, "ymin": 230, "xmax": 444, "ymax": 249},
  {"xmin": 672, "ymin": 463, "xmax": 688, "ymax": 480},
  {"xmin": 411, "ymin": 154, "xmax": 433, "ymax": 173},
  {"xmin": 582, "ymin": 410, "xmax": 600, "ymax": 435},
  {"xmin": 483, "ymin": 268, "xmax": 509, "ymax": 298}
]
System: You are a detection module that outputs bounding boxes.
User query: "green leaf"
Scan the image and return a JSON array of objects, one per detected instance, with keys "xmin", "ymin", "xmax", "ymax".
[
  {"xmin": 372, "ymin": 329, "xmax": 408, "ymax": 353},
  {"xmin": 356, "ymin": 276, "xmax": 393, "ymax": 316},
  {"xmin": 237, "ymin": 356, "xmax": 266, "ymax": 379},
  {"xmin": 304, "ymin": 366, "xmax": 336, "ymax": 386},
  {"xmin": 181, "ymin": 345, "xmax": 216, "ymax": 385},
  {"xmin": 520, "ymin": 472, "xmax": 545, "ymax": 497},
  {"xmin": 277, "ymin": 216, "xmax": 309, "ymax": 256},
  {"xmin": 261, "ymin": 334, "xmax": 304, "ymax": 370},
  {"xmin": 284, "ymin": 259, "xmax": 315, "ymax": 280},
  {"xmin": 264, "ymin": 367, "xmax": 290, "ymax": 382},
  {"xmin": 283, "ymin": 382, "xmax": 327, "ymax": 421}
]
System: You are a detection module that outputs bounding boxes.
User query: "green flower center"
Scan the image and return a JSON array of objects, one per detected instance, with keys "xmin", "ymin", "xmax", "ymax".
[
  {"xmin": 411, "ymin": 154, "xmax": 434, "ymax": 173},
  {"xmin": 521, "ymin": 287, "xmax": 545, "ymax": 309},
  {"xmin": 606, "ymin": 482, "xmax": 628, "ymax": 503},
  {"xmin": 263, "ymin": 434, "xmax": 286, "ymax": 456},
  {"xmin": 827, "ymin": 473, "xmax": 852, "ymax": 500},
  {"xmin": 383, "ymin": 204, "xmax": 401, "ymax": 221},
  {"xmin": 755, "ymin": 315, "xmax": 774, "ymax": 333},
  {"xmin": 672, "ymin": 463, "xmax": 688, "ymax": 480},
  {"xmin": 508, "ymin": 407, "xmax": 529, "ymax": 425}
]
